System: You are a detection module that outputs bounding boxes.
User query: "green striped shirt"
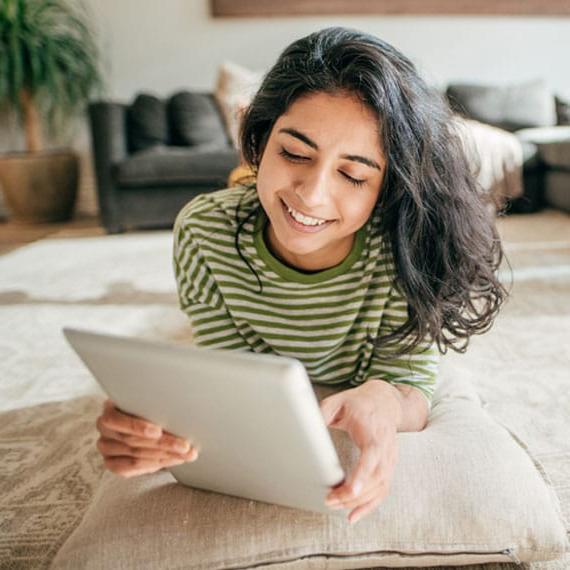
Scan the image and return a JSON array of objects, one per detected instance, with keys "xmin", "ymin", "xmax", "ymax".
[{"xmin": 173, "ymin": 184, "xmax": 439, "ymax": 409}]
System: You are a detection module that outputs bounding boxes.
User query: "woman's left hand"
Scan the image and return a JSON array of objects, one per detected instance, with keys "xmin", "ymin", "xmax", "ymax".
[{"xmin": 319, "ymin": 380, "xmax": 402, "ymax": 525}]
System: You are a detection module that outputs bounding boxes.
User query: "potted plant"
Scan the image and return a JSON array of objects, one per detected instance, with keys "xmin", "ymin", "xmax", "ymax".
[{"xmin": 0, "ymin": 0, "xmax": 103, "ymax": 223}]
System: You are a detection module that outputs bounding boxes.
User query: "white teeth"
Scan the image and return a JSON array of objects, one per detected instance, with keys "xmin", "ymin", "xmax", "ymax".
[{"xmin": 286, "ymin": 204, "xmax": 328, "ymax": 226}]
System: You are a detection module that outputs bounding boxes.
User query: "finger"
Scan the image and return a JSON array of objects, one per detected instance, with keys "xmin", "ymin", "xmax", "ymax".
[
  {"xmin": 99, "ymin": 405, "xmax": 163, "ymax": 439},
  {"xmin": 326, "ymin": 469, "xmax": 380, "ymax": 509},
  {"xmin": 348, "ymin": 492, "xmax": 387, "ymax": 525},
  {"xmin": 97, "ymin": 423, "xmax": 193, "ymax": 453},
  {"xmin": 330, "ymin": 477, "xmax": 387, "ymax": 510},
  {"xmin": 97, "ymin": 437, "xmax": 198, "ymax": 461},
  {"xmin": 320, "ymin": 393, "xmax": 350, "ymax": 428},
  {"xmin": 328, "ymin": 445, "xmax": 382, "ymax": 502},
  {"xmin": 104, "ymin": 454, "xmax": 194, "ymax": 478}
]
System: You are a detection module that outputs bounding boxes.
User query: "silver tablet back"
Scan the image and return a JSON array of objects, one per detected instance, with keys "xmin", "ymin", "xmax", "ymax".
[{"xmin": 63, "ymin": 327, "xmax": 346, "ymax": 516}]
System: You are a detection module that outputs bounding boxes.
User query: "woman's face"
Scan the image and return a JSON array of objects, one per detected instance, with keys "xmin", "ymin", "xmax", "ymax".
[{"xmin": 256, "ymin": 90, "xmax": 386, "ymax": 272}]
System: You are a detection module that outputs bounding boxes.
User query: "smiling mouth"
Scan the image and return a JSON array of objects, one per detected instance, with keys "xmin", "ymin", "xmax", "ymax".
[{"xmin": 280, "ymin": 199, "xmax": 335, "ymax": 225}]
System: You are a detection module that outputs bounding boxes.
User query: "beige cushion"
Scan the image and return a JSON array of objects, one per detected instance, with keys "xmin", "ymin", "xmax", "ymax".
[
  {"xmin": 51, "ymin": 375, "xmax": 569, "ymax": 569},
  {"xmin": 213, "ymin": 60, "xmax": 264, "ymax": 149}
]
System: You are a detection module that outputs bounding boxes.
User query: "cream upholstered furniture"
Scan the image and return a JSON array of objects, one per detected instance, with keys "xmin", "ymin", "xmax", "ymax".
[{"xmin": 51, "ymin": 375, "xmax": 568, "ymax": 569}]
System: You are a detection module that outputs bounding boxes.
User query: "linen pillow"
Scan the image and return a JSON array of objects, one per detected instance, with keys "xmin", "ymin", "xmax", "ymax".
[
  {"xmin": 213, "ymin": 60, "xmax": 264, "ymax": 149},
  {"xmin": 51, "ymin": 375, "xmax": 569, "ymax": 569}
]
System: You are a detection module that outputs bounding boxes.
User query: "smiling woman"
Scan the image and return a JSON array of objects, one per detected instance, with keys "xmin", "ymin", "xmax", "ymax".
[
  {"xmin": 255, "ymin": 91, "xmax": 385, "ymax": 272},
  {"xmin": 94, "ymin": 26, "xmax": 509, "ymax": 524}
]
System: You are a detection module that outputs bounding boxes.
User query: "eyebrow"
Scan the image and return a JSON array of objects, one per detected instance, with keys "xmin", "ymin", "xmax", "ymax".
[{"xmin": 278, "ymin": 127, "xmax": 383, "ymax": 171}]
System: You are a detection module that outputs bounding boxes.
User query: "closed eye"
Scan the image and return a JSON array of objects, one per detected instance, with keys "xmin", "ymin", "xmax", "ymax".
[{"xmin": 279, "ymin": 147, "xmax": 367, "ymax": 188}]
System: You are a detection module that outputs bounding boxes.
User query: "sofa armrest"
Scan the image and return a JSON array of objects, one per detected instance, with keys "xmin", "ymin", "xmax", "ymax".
[{"xmin": 88, "ymin": 102, "xmax": 129, "ymax": 233}]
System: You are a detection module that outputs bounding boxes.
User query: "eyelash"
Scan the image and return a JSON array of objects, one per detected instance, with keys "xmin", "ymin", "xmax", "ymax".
[{"xmin": 278, "ymin": 148, "xmax": 367, "ymax": 188}]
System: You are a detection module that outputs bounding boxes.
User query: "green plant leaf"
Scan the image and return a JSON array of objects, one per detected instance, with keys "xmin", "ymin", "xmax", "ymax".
[{"xmin": 0, "ymin": 0, "xmax": 104, "ymax": 147}]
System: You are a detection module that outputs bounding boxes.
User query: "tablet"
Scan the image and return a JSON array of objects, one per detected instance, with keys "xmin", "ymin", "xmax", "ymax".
[{"xmin": 62, "ymin": 327, "xmax": 347, "ymax": 516}]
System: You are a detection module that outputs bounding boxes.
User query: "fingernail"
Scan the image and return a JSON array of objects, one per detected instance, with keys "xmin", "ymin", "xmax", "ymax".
[
  {"xmin": 352, "ymin": 481, "xmax": 362, "ymax": 496},
  {"xmin": 349, "ymin": 512, "xmax": 362, "ymax": 524},
  {"xmin": 174, "ymin": 441, "xmax": 190, "ymax": 453}
]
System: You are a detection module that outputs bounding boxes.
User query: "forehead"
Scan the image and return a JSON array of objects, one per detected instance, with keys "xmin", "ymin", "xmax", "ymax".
[{"xmin": 275, "ymin": 91, "xmax": 384, "ymax": 154}]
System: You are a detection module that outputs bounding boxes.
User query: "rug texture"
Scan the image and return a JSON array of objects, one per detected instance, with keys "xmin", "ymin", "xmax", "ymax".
[{"xmin": 0, "ymin": 219, "xmax": 569, "ymax": 569}]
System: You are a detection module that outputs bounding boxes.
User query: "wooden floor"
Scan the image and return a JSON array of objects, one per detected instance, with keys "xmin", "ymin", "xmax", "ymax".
[
  {"xmin": 0, "ymin": 208, "xmax": 568, "ymax": 256},
  {"xmin": 0, "ymin": 214, "xmax": 106, "ymax": 255}
]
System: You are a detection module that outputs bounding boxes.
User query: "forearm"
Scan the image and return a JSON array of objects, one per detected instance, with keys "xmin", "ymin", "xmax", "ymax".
[{"xmin": 362, "ymin": 379, "xmax": 429, "ymax": 432}]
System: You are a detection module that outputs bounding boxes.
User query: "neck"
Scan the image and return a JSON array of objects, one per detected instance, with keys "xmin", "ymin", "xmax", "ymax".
[{"xmin": 264, "ymin": 223, "xmax": 355, "ymax": 273}]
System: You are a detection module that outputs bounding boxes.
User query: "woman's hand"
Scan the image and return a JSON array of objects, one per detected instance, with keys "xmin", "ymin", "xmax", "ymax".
[
  {"xmin": 95, "ymin": 399, "xmax": 199, "ymax": 478},
  {"xmin": 319, "ymin": 380, "xmax": 402, "ymax": 525}
]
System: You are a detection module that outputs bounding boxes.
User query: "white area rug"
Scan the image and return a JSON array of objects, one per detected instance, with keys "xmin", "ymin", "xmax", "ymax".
[{"xmin": 0, "ymin": 229, "xmax": 569, "ymax": 569}]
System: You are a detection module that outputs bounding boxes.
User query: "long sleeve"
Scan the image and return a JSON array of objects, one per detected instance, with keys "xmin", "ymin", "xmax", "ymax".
[
  {"xmin": 172, "ymin": 205, "xmax": 250, "ymax": 351},
  {"xmin": 353, "ymin": 281, "xmax": 440, "ymax": 410}
]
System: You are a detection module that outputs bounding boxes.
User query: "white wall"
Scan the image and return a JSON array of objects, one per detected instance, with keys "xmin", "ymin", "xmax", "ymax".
[
  {"xmin": 91, "ymin": 0, "xmax": 570, "ymax": 98},
  {"xmin": 2, "ymin": 0, "xmax": 570, "ymax": 217}
]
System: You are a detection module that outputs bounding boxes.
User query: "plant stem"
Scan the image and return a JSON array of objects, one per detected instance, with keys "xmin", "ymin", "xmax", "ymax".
[{"xmin": 19, "ymin": 89, "xmax": 43, "ymax": 153}]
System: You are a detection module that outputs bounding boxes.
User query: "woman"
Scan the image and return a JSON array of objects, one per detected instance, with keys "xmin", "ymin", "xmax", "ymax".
[{"xmin": 94, "ymin": 26, "xmax": 508, "ymax": 525}]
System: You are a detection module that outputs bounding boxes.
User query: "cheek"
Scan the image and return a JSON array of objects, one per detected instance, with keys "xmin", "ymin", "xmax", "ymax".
[
  {"xmin": 257, "ymin": 156, "xmax": 295, "ymax": 204},
  {"xmin": 257, "ymin": 154, "xmax": 284, "ymax": 189},
  {"xmin": 338, "ymin": 194, "xmax": 377, "ymax": 226}
]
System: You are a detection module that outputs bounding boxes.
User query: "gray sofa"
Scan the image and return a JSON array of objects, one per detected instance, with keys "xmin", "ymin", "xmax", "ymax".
[
  {"xmin": 89, "ymin": 82, "xmax": 570, "ymax": 234},
  {"xmin": 88, "ymin": 92, "xmax": 239, "ymax": 233},
  {"xmin": 445, "ymin": 80, "xmax": 570, "ymax": 214}
]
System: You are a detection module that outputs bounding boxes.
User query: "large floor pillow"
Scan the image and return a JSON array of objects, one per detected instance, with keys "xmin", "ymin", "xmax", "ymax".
[{"xmin": 51, "ymin": 374, "xmax": 569, "ymax": 569}]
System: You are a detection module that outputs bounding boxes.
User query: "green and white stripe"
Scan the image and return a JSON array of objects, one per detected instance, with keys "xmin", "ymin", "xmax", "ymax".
[{"xmin": 173, "ymin": 185, "xmax": 439, "ymax": 408}]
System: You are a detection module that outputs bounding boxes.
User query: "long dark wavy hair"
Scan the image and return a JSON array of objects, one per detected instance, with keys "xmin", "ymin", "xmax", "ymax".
[{"xmin": 233, "ymin": 26, "xmax": 511, "ymax": 356}]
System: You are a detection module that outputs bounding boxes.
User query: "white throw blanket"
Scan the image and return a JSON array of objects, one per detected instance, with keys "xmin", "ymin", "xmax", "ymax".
[{"xmin": 453, "ymin": 116, "xmax": 525, "ymax": 209}]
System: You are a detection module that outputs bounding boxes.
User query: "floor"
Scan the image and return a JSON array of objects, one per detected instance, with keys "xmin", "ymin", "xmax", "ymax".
[
  {"xmin": 0, "ymin": 214, "xmax": 105, "ymax": 255},
  {"xmin": 0, "ymin": 208, "xmax": 568, "ymax": 256},
  {"xmin": 1, "ymin": 206, "xmax": 568, "ymax": 570}
]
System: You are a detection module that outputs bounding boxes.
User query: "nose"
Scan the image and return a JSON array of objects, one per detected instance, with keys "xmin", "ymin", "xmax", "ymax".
[{"xmin": 294, "ymin": 167, "xmax": 331, "ymax": 210}]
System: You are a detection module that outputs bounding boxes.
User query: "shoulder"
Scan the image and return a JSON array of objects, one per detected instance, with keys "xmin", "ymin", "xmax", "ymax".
[{"xmin": 173, "ymin": 184, "xmax": 258, "ymax": 237}]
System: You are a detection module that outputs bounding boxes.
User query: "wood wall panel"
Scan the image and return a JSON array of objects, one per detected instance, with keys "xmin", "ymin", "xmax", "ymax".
[{"xmin": 211, "ymin": 0, "xmax": 570, "ymax": 17}]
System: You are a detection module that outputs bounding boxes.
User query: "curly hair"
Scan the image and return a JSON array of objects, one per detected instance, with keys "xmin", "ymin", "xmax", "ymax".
[{"xmin": 234, "ymin": 26, "xmax": 511, "ymax": 356}]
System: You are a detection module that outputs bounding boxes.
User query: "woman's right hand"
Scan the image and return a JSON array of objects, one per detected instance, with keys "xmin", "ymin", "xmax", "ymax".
[{"xmin": 95, "ymin": 399, "xmax": 199, "ymax": 478}]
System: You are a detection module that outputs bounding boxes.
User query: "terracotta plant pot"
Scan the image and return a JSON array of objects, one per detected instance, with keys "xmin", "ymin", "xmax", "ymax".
[{"xmin": 0, "ymin": 149, "xmax": 79, "ymax": 223}]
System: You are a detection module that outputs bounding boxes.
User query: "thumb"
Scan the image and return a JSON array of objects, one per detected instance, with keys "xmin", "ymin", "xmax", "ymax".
[{"xmin": 319, "ymin": 394, "xmax": 345, "ymax": 428}]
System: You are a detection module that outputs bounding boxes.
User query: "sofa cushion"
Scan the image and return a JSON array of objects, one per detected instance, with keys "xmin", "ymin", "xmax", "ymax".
[
  {"xmin": 516, "ymin": 126, "xmax": 570, "ymax": 169},
  {"xmin": 167, "ymin": 91, "xmax": 230, "ymax": 147},
  {"xmin": 50, "ymin": 374, "xmax": 569, "ymax": 569},
  {"xmin": 126, "ymin": 93, "xmax": 169, "ymax": 153},
  {"xmin": 116, "ymin": 146, "xmax": 240, "ymax": 187},
  {"xmin": 446, "ymin": 79, "xmax": 557, "ymax": 132},
  {"xmin": 214, "ymin": 60, "xmax": 264, "ymax": 149},
  {"xmin": 555, "ymin": 95, "xmax": 570, "ymax": 125}
]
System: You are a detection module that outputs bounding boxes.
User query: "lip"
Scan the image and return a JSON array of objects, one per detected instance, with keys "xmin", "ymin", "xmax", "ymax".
[
  {"xmin": 280, "ymin": 199, "xmax": 336, "ymax": 233},
  {"xmin": 282, "ymin": 200, "xmax": 332, "ymax": 223}
]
